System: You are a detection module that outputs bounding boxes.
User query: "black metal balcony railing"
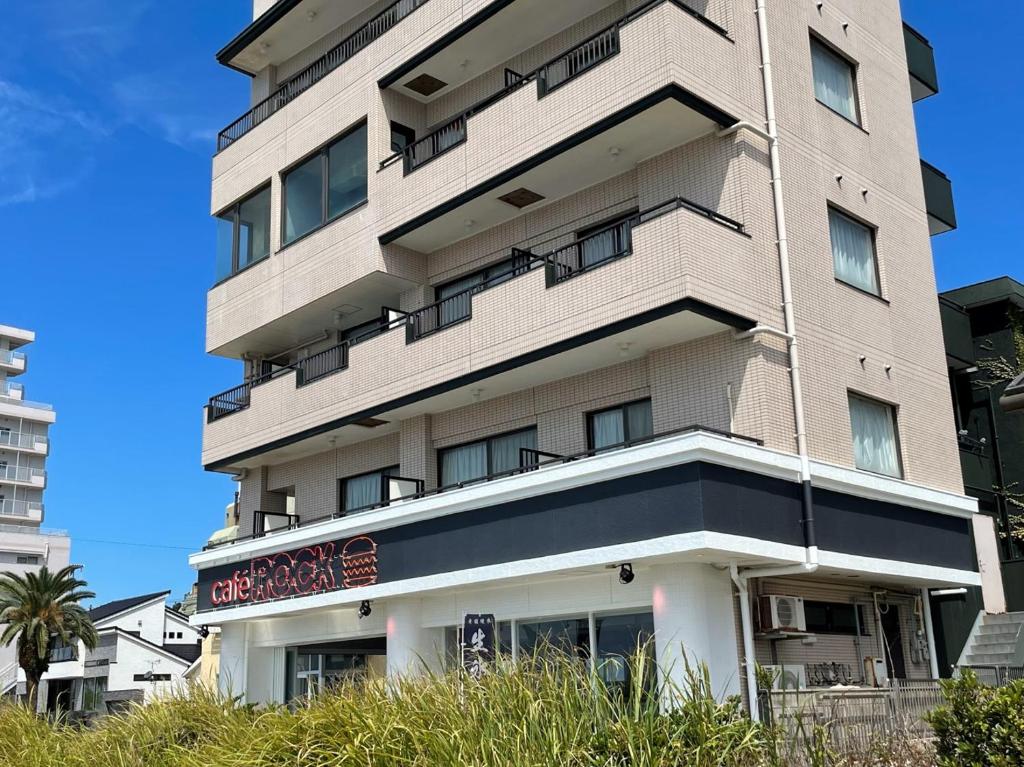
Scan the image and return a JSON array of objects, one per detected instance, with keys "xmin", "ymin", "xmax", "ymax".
[
  {"xmin": 205, "ymin": 195, "xmax": 745, "ymax": 421},
  {"xmin": 253, "ymin": 510, "xmax": 300, "ymax": 539},
  {"xmin": 921, "ymin": 160, "xmax": 957, "ymax": 235},
  {"xmin": 405, "ymin": 196, "xmax": 744, "ymax": 342},
  {"xmin": 538, "ymin": 26, "xmax": 620, "ymax": 96},
  {"xmin": 204, "ymin": 425, "xmax": 761, "ymax": 551},
  {"xmin": 902, "ymin": 23, "xmax": 939, "ymax": 102},
  {"xmin": 384, "ymin": 0, "xmax": 728, "ymax": 175},
  {"xmin": 217, "ymin": 0, "xmax": 429, "ymax": 151}
]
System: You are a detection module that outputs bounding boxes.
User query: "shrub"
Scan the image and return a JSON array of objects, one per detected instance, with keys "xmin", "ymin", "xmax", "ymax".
[{"xmin": 927, "ymin": 669, "xmax": 1024, "ymax": 767}]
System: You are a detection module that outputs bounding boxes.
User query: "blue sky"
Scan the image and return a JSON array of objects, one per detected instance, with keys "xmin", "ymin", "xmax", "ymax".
[{"xmin": 0, "ymin": 1, "xmax": 1020, "ymax": 607}]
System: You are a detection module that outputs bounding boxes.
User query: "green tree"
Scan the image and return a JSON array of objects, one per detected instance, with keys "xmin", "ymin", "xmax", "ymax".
[{"xmin": 0, "ymin": 566, "xmax": 98, "ymax": 712}]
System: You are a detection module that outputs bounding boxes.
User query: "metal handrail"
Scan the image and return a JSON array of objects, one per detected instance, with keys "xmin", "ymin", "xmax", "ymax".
[
  {"xmin": 0, "ymin": 499, "xmax": 44, "ymax": 518},
  {"xmin": 383, "ymin": 0, "xmax": 727, "ymax": 174},
  {"xmin": 0, "ymin": 431, "xmax": 47, "ymax": 450},
  {"xmin": 203, "ymin": 426, "xmax": 761, "ymax": 550},
  {"xmin": 406, "ymin": 196, "xmax": 744, "ymax": 340},
  {"xmin": 217, "ymin": 0, "xmax": 430, "ymax": 150},
  {"xmin": 252, "ymin": 510, "xmax": 300, "ymax": 539},
  {"xmin": 0, "ymin": 465, "xmax": 45, "ymax": 483},
  {"xmin": 0, "ymin": 350, "xmax": 25, "ymax": 365}
]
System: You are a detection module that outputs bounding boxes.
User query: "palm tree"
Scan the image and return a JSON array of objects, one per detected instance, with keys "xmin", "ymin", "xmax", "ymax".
[{"xmin": 0, "ymin": 565, "xmax": 98, "ymax": 712}]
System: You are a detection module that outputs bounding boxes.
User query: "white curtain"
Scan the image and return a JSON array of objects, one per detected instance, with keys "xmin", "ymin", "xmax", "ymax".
[
  {"xmin": 490, "ymin": 430, "xmax": 537, "ymax": 474},
  {"xmin": 812, "ymin": 41, "xmax": 857, "ymax": 121},
  {"xmin": 849, "ymin": 396, "xmax": 901, "ymax": 477},
  {"xmin": 344, "ymin": 473, "xmax": 382, "ymax": 512},
  {"xmin": 441, "ymin": 442, "xmax": 488, "ymax": 486},
  {"xmin": 829, "ymin": 209, "xmax": 878, "ymax": 295},
  {"xmin": 592, "ymin": 410, "xmax": 625, "ymax": 450}
]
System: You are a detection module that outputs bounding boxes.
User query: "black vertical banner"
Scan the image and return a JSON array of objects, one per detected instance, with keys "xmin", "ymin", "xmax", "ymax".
[{"xmin": 462, "ymin": 614, "xmax": 496, "ymax": 679}]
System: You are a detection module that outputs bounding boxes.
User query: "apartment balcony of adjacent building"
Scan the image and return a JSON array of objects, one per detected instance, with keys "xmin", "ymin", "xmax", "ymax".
[
  {"xmin": 0, "ymin": 498, "xmax": 44, "ymax": 525},
  {"xmin": 0, "ymin": 350, "xmax": 26, "ymax": 376},
  {"xmin": 903, "ymin": 23, "xmax": 939, "ymax": 103},
  {"xmin": 375, "ymin": 0, "xmax": 741, "ymax": 249},
  {"xmin": 0, "ymin": 428, "xmax": 49, "ymax": 457},
  {"xmin": 0, "ymin": 463, "xmax": 46, "ymax": 490}
]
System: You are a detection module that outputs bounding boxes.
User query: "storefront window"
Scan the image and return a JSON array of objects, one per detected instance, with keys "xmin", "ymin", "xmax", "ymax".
[{"xmin": 594, "ymin": 612, "xmax": 655, "ymax": 695}]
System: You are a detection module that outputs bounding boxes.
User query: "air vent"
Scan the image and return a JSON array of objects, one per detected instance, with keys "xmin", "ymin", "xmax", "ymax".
[
  {"xmin": 354, "ymin": 418, "xmax": 389, "ymax": 428},
  {"xmin": 498, "ymin": 188, "xmax": 546, "ymax": 209},
  {"xmin": 404, "ymin": 73, "xmax": 447, "ymax": 96}
]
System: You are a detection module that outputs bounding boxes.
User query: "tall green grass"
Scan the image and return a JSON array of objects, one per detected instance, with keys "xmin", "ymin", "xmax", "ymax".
[
  {"xmin": 0, "ymin": 653, "xmax": 931, "ymax": 766},
  {"xmin": 0, "ymin": 653, "xmax": 779, "ymax": 767}
]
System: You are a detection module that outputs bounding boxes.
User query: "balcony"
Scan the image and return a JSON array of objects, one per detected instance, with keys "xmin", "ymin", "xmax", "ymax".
[
  {"xmin": 0, "ymin": 465, "xmax": 46, "ymax": 488},
  {"xmin": 0, "ymin": 350, "xmax": 26, "ymax": 374},
  {"xmin": 0, "ymin": 500, "xmax": 44, "ymax": 524},
  {"xmin": 217, "ymin": 0, "xmax": 430, "ymax": 150},
  {"xmin": 203, "ymin": 192, "xmax": 757, "ymax": 470},
  {"xmin": 921, "ymin": 160, "xmax": 957, "ymax": 235},
  {"xmin": 0, "ymin": 430, "xmax": 48, "ymax": 455},
  {"xmin": 376, "ymin": 0, "xmax": 739, "ymax": 252},
  {"xmin": 903, "ymin": 23, "xmax": 939, "ymax": 102}
]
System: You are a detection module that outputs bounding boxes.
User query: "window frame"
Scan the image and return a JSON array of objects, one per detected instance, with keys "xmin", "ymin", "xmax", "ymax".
[
  {"xmin": 803, "ymin": 600, "xmax": 870, "ymax": 636},
  {"xmin": 586, "ymin": 398, "xmax": 654, "ymax": 451},
  {"xmin": 389, "ymin": 121, "xmax": 417, "ymax": 154},
  {"xmin": 827, "ymin": 205, "xmax": 883, "ymax": 299},
  {"xmin": 213, "ymin": 182, "xmax": 272, "ymax": 284},
  {"xmin": 848, "ymin": 392, "xmax": 904, "ymax": 479},
  {"xmin": 809, "ymin": 34, "xmax": 862, "ymax": 127},
  {"xmin": 437, "ymin": 426, "xmax": 538, "ymax": 487},
  {"xmin": 281, "ymin": 120, "xmax": 368, "ymax": 247},
  {"xmin": 338, "ymin": 465, "xmax": 400, "ymax": 515}
]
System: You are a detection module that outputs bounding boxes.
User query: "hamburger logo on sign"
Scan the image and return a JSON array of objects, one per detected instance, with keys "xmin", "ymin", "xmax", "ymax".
[{"xmin": 209, "ymin": 535, "xmax": 379, "ymax": 608}]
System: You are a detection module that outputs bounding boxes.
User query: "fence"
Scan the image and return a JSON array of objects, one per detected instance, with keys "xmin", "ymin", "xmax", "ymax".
[{"xmin": 766, "ymin": 679, "xmax": 945, "ymax": 754}]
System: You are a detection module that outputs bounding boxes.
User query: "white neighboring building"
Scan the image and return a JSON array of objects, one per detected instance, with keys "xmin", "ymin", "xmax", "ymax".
[
  {"xmin": 0, "ymin": 324, "xmax": 70, "ymax": 696},
  {"xmin": 32, "ymin": 591, "xmax": 203, "ymax": 714}
]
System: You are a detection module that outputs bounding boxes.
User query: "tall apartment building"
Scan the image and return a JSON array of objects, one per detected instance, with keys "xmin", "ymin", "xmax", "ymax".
[
  {"xmin": 0, "ymin": 325, "xmax": 70, "ymax": 695},
  {"xmin": 189, "ymin": 0, "xmax": 977, "ymax": 712}
]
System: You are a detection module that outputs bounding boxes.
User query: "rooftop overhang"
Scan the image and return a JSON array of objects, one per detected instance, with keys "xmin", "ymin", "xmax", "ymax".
[
  {"xmin": 205, "ymin": 297, "xmax": 752, "ymax": 472},
  {"xmin": 381, "ymin": 89, "xmax": 731, "ymax": 252},
  {"xmin": 217, "ymin": 0, "xmax": 380, "ymax": 75},
  {"xmin": 0, "ymin": 324, "xmax": 34, "ymax": 349}
]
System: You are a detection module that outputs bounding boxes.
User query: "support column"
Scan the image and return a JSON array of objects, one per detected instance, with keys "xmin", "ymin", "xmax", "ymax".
[
  {"xmin": 386, "ymin": 599, "xmax": 443, "ymax": 679},
  {"xmin": 400, "ymin": 415, "xmax": 437, "ymax": 490},
  {"xmin": 921, "ymin": 588, "xmax": 941, "ymax": 679},
  {"xmin": 218, "ymin": 622, "xmax": 249, "ymax": 701},
  {"xmin": 651, "ymin": 563, "xmax": 741, "ymax": 702}
]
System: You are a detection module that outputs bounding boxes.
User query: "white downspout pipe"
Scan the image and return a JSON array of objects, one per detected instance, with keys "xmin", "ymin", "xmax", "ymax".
[
  {"xmin": 731, "ymin": 563, "xmax": 760, "ymax": 721},
  {"xmin": 726, "ymin": 0, "xmax": 821, "ymax": 723}
]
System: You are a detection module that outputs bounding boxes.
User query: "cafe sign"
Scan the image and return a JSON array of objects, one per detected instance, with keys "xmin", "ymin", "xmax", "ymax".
[{"xmin": 199, "ymin": 535, "xmax": 378, "ymax": 611}]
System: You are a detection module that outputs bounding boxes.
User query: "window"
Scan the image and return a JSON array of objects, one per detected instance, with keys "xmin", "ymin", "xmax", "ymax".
[
  {"xmin": 340, "ymin": 466, "xmax": 399, "ymax": 514},
  {"xmin": 284, "ymin": 123, "xmax": 367, "ymax": 244},
  {"xmin": 439, "ymin": 428, "xmax": 537, "ymax": 486},
  {"xmin": 16, "ymin": 555, "xmax": 39, "ymax": 565},
  {"xmin": 810, "ymin": 37, "xmax": 859, "ymax": 123},
  {"xmin": 804, "ymin": 601, "xmax": 869, "ymax": 635},
  {"xmin": 849, "ymin": 394, "xmax": 902, "ymax": 478},
  {"xmin": 82, "ymin": 677, "xmax": 107, "ymax": 712},
  {"xmin": 390, "ymin": 121, "xmax": 416, "ymax": 154},
  {"xmin": 576, "ymin": 210, "xmax": 637, "ymax": 269},
  {"xmin": 518, "ymin": 618, "xmax": 591, "ymax": 662},
  {"xmin": 133, "ymin": 673, "xmax": 172, "ymax": 682},
  {"xmin": 588, "ymin": 399, "xmax": 654, "ymax": 451},
  {"xmin": 215, "ymin": 185, "xmax": 271, "ymax": 282},
  {"xmin": 829, "ymin": 208, "xmax": 879, "ymax": 295}
]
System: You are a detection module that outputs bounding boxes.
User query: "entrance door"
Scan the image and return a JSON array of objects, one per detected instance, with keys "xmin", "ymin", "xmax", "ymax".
[
  {"xmin": 879, "ymin": 606, "xmax": 907, "ymax": 680},
  {"xmin": 46, "ymin": 679, "xmax": 74, "ymax": 714}
]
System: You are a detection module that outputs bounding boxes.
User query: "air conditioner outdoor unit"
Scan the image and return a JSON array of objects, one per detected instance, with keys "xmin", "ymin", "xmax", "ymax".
[
  {"xmin": 762, "ymin": 664, "xmax": 807, "ymax": 691},
  {"xmin": 760, "ymin": 595, "xmax": 807, "ymax": 633}
]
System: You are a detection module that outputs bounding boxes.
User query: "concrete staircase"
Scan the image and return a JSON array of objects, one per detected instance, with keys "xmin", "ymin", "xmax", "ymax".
[
  {"xmin": 960, "ymin": 612, "xmax": 1024, "ymax": 668},
  {"xmin": 0, "ymin": 663, "xmax": 17, "ymax": 696}
]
